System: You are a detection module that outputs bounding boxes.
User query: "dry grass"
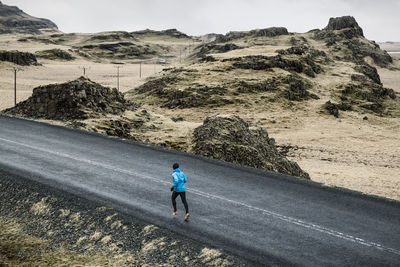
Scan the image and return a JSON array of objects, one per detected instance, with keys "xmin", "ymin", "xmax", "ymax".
[{"xmin": 0, "ymin": 217, "xmax": 134, "ymax": 267}]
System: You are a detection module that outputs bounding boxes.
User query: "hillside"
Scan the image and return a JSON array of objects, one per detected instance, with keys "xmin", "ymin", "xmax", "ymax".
[
  {"xmin": 0, "ymin": 1, "xmax": 58, "ymax": 34},
  {"xmin": 1, "ymin": 16, "xmax": 399, "ymax": 200}
]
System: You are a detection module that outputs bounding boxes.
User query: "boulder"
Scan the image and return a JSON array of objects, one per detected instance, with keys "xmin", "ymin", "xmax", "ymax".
[{"xmin": 193, "ymin": 115, "xmax": 310, "ymax": 179}]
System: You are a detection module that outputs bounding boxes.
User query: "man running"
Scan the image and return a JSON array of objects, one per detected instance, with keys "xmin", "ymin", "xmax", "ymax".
[{"xmin": 171, "ymin": 163, "xmax": 190, "ymax": 221}]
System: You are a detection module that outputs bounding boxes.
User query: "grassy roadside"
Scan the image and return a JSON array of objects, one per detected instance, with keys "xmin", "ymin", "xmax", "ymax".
[
  {"xmin": 0, "ymin": 172, "xmax": 253, "ymax": 267},
  {"xmin": 0, "ymin": 217, "xmax": 131, "ymax": 266}
]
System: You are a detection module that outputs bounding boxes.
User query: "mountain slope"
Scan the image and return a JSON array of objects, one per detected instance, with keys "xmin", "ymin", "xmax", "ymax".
[{"xmin": 0, "ymin": 1, "xmax": 58, "ymax": 34}]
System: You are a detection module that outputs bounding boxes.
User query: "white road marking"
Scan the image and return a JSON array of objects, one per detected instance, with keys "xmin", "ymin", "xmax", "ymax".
[{"xmin": 1, "ymin": 136, "xmax": 399, "ymax": 256}]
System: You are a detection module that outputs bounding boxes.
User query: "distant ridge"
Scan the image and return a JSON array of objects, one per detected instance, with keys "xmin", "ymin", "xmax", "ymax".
[{"xmin": 0, "ymin": 1, "xmax": 59, "ymax": 34}]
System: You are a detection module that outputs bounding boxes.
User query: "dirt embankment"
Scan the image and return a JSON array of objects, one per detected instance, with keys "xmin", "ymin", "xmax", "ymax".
[{"xmin": 0, "ymin": 170, "xmax": 252, "ymax": 266}]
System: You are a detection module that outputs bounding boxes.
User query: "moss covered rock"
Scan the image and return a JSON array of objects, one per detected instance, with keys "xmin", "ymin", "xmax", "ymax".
[{"xmin": 193, "ymin": 115, "xmax": 310, "ymax": 179}]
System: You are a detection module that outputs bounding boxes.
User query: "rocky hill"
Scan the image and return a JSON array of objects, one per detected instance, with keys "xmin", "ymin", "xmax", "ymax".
[
  {"xmin": 0, "ymin": 1, "xmax": 58, "ymax": 34},
  {"xmin": 128, "ymin": 16, "xmax": 398, "ymax": 117}
]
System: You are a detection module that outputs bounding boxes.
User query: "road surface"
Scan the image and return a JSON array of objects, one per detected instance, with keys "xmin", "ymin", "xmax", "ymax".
[{"xmin": 0, "ymin": 115, "xmax": 399, "ymax": 266}]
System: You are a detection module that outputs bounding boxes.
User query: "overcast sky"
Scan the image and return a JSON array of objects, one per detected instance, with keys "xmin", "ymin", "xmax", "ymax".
[{"xmin": 3, "ymin": 0, "xmax": 399, "ymax": 41}]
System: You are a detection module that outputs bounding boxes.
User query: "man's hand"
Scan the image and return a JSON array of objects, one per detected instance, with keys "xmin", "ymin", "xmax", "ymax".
[{"xmin": 170, "ymin": 186, "xmax": 174, "ymax": 192}]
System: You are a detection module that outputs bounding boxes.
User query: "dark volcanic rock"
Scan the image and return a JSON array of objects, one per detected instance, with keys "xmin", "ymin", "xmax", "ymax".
[
  {"xmin": 323, "ymin": 101, "xmax": 340, "ymax": 118},
  {"xmin": 0, "ymin": 1, "xmax": 58, "ymax": 34},
  {"xmin": 135, "ymin": 74, "xmax": 233, "ymax": 108},
  {"xmin": 216, "ymin": 27, "xmax": 289, "ymax": 42},
  {"xmin": 229, "ymin": 54, "xmax": 323, "ymax": 78},
  {"xmin": 132, "ymin": 28, "xmax": 190, "ymax": 39},
  {"xmin": 284, "ymin": 75, "xmax": 317, "ymax": 101},
  {"xmin": 35, "ymin": 49, "xmax": 75, "ymax": 61},
  {"xmin": 0, "ymin": 50, "xmax": 37, "ymax": 65},
  {"xmin": 315, "ymin": 16, "xmax": 364, "ymax": 40},
  {"xmin": 236, "ymin": 79, "xmax": 278, "ymax": 93},
  {"xmin": 325, "ymin": 16, "xmax": 364, "ymax": 37},
  {"xmin": 88, "ymin": 32, "xmax": 136, "ymax": 42},
  {"xmin": 314, "ymin": 16, "xmax": 392, "ymax": 67},
  {"xmin": 77, "ymin": 42, "xmax": 159, "ymax": 59},
  {"xmin": 193, "ymin": 115, "xmax": 310, "ymax": 179},
  {"xmin": 3, "ymin": 77, "xmax": 139, "ymax": 120},
  {"xmin": 194, "ymin": 43, "xmax": 240, "ymax": 61},
  {"xmin": 342, "ymin": 39, "xmax": 392, "ymax": 67},
  {"xmin": 354, "ymin": 64, "xmax": 381, "ymax": 84},
  {"xmin": 341, "ymin": 80, "xmax": 396, "ymax": 114}
]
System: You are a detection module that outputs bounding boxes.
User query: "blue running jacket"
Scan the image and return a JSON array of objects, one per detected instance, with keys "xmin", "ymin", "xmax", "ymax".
[{"xmin": 172, "ymin": 168, "xmax": 187, "ymax": 192}]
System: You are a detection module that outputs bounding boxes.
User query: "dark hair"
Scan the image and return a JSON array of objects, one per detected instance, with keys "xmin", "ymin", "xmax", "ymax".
[{"xmin": 173, "ymin": 163, "xmax": 179, "ymax": 169}]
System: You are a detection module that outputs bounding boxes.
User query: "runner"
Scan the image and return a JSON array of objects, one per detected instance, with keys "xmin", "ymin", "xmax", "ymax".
[{"xmin": 171, "ymin": 163, "xmax": 190, "ymax": 221}]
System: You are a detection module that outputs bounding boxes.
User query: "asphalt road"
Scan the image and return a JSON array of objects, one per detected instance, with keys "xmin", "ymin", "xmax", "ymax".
[{"xmin": 0, "ymin": 115, "xmax": 399, "ymax": 266}]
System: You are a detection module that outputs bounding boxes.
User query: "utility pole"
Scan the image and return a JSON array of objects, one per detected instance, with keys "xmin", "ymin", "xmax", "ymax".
[
  {"xmin": 139, "ymin": 62, "xmax": 142, "ymax": 78},
  {"xmin": 6, "ymin": 67, "xmax": 23, "ymax": 107},
  {"xmin": 115, "ymin": 66, "xmax": 122, "ymax": 90},
  {"xmin": 79, "ymin": 66, "xmax": 90, "ymax": 77}
]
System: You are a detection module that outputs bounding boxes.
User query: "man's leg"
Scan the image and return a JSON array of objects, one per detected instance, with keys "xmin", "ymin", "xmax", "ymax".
[
  {"xmin": 171, "ymin": 191, "xmax": 178, "ymax": 212},
  {"xmin": 179, "ymin": 192, "xmax": 189, "ymax": 214}
]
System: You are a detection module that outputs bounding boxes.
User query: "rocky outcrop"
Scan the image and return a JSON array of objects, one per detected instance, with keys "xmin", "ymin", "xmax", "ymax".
[
  {"xmin": 87, "ymin": 32, "xmax": 136, "ymax": 42},
  {"xmin": 193, "ymin": 115, "xmax": 310, "ymax": 179},
  {"xmin": 283, "ymin": 74, "xmax": 319, "ymax": 101},
  {"xmin": 0, "ymin": 50, "xmax": 37, "ymax": 65},
  {"xmin": 35, "ymin": 49, "xmax": 75, "ymax": 61},
  {"xmin": 315, "ymin": 16, "xmax": 364, "ymax": 40},
  {"xmin": 228, "ymin": 54, "xmax": 323, "ymax": 78},
  {"xmin": 194, "ymin": 43, "xmax": 241, "ymax": 61},
  {"xmin": 132, "ymin": 28, "xmax": 190, "ymax": 39},
  {"xmin": 340, "ymin": 81, "xmax": 396, "ymax": 114},
  {"xmin": 354, "ymin": 64, "xmax": 381, "ymax": 84},
  {"xmin": 342, "ymin": 40, "xmax": 393, "ymax": 67},
  {"xmin": 0, "ymin": 1, "xmax": 58, "ymax": 34},
  {"xmin": 76, "ymin": 42, "xmax": 160, "ymax": 59},
  {"xmin": 325, "ymin": 16, "xmax": 364, "ymax": 37},
  {"xmin": 3, "ymin": 77, "xmax": 139, "ymax": 120},
  {"xmin": 216, "ymin": 27, "xmax": 289, "ymax": 42},
  {"xmin": 314, "ymin": 16, "xmax": 392, "ymax": 67},
  {"xmin": 134, "ymin": 71, "xmax": 233, "ymax": 108}
]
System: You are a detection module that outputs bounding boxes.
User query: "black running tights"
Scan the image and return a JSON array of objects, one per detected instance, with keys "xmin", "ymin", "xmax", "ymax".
[{"xmin": 171, "ymin": 191, "xmax": 189, "ymax": 213}]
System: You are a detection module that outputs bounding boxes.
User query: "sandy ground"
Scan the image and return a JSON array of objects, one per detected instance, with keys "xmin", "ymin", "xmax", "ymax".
[{"xmin": 272, "ymin": 112, "xmax": 400, "ymax": 201}]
